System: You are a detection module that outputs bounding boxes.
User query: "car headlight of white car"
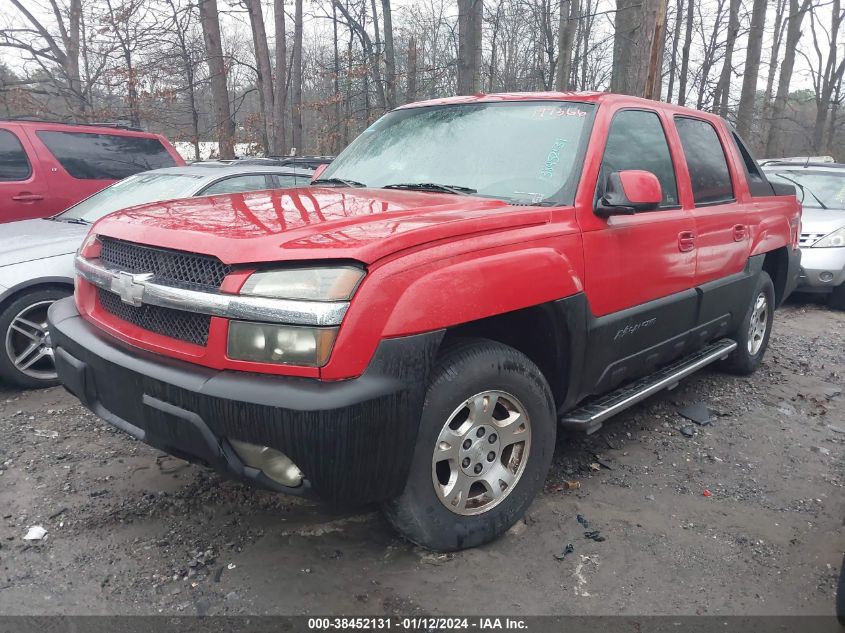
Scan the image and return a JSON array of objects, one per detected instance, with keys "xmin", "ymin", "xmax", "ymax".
[{"xmin": 811, "ymin": 227, "xmax": 845, "ymax": 248}]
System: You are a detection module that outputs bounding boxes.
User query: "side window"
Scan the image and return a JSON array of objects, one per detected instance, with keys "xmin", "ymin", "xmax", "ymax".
[
  {"xmin": 731, "ymin": 131, "xmax": 775, "ymax": 197},
  {"xmin": 675, "ymin": 117, "xmax": 734, "ymax": 205},
  {"xmin": 0, "ymin": 129, "xmax": 32, "ymax": 181},
  {"xmin": 601, "ymin": 110, "xmax": 679, "ymax": 207},
  {"xmin": 200, "ymin": 174, "xmax": 271, "ymax": 195},
  {"xmin": 36, "ymin": 131, "xmax": 176, "ymax": 180},
  {"xmin": 273, "ymin": 174, "xmax": 299, "ymax": 188}
]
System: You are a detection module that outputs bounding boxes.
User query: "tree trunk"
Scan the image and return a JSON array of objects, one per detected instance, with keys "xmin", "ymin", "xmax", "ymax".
[
  {"xmin": 198, "ymin": 0, "xmax": 235, "ymax": 159},
  {"xmin": 644, "ymin": 0, "xmax": 667, "ymax": 99},
  {"xmin": 761, "ymin": 0, "xmax": 786, "ymax": 144},
  {"xmin": 457, "ymin": 0, "xmax": 483, "ymax": 95},
  {"xmin": 382, "ymin": 0, "xmax": 396, "ymax": 108},
  {"xmin": 666, "ymin": 0, "xmax": 683, "ymax": 102},
  {"xmin": 735, "ymin": 0, "xmax": 767, "ymax": 138},
  {"xmin": 332, "ymin": 0, "xmax": 341, "ymax": 152},
  {"xmin": 245, "ymin": 0, "xmax": 276, "ymax": 154},
  {"xmin": 713, "ymin": 0, "xmax": 740, "ymax": 117},
  {"xmin": 556, "ymin": 0, "xmax": 579, "ymax": 90},
  {"xmin": 677, "ymin": 0, "xmax": 694, "ymax": 105},
  {"xmin": 291, "ymin": 0, "xmax": 304, "ymax": 153},
  {"xmin": 610, "ymin": 0, "xmax": 667, "ymax": 98},
  {"xmin": 765, "ymin": 0, "xmax": 812, "ymax": 158},
  {"xmin": 406, "ymin": 37, "xmax": 418, "ymax": 103},
  {"xmin": 273, "ymin": 0, "xmax": 288, "ymax": 155}
]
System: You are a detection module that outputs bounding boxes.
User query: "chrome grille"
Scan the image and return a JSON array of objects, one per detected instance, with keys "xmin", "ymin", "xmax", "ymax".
[
  {"xmin": 799, "ymin": 232, "xmax": 826, "ymax": 247},
  {"xmin": 98, "ymin": 288, "xmax": 211, "ymax": 346},
  {"xmin": 99, "ymin": 237, "xmax": 232, "ymax": 289}
]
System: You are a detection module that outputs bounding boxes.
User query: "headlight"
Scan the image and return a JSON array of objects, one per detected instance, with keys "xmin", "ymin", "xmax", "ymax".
[
  {"xmin": 227, "ymin": 321, "xmax": 338, "ymax": 366},
  {"xmin": 241, "ymin": 266, "xmax": 364, "ymax": 301},
  {"xmin": 811, "ymin": 227, "xmax": 845, "ymax": 248}
]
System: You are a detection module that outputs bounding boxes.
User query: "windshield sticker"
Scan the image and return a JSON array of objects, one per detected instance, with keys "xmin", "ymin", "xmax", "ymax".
[
  {"xmin": 540, "ymin": 138, "xmax": 567, "ymax": 179},
  {"xmin": 534, "ymin": 105, "xmax": 588, "ymax": 119}
]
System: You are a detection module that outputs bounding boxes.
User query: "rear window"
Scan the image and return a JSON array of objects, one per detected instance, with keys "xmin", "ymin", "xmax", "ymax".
[
  {"xmin": 731, "ymin": 131, "xmax": 774, "ymax": 197},
  {"xmin": 36, "ymin": 131, "xmax": 176, "ymax": 180},
  {"xmin": 675, "ymin": 117, "xmax": 734, "ymax": 205},
  {"xmin": 0, "ymin": 129, "xmax": 31, "ymax": 181}
]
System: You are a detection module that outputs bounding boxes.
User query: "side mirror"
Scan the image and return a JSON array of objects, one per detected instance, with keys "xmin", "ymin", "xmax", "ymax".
[
  {"xmin": 311, "ymin": 163, "xmax": 328, "ymax": 182},
  {"xmin": 595, "ymin": 170, "xmax": 662, "ymax": 218}
]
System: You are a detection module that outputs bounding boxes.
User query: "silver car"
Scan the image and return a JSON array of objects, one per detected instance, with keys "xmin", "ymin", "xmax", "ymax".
[
  {"xmin": 0, "ymin": 163, "xmax": 312, "ymax": 388},
  {"xmin": 763, "ymin": 162, "xmax": 845, "ymax": 309}
]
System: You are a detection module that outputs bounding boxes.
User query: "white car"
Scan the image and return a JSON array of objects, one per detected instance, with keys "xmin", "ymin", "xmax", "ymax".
[
  {"xmin": 763, "ymin": 161, "xmax": 845, "ymax": 309},
  {"xmin": 0, "ymin": 163, "xmax": 312, "ymax": 388}
]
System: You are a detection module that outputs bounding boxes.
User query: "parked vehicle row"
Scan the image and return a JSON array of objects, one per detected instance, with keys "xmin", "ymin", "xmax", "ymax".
[{"xmin": 43, "ymin": 92, "xmax": 801, "ymax": 551}]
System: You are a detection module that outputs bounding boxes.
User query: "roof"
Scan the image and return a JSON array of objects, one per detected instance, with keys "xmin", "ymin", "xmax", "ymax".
[
  {"xmin": 0, "ymin": 117, "xmax": 152, "ymax": 134},
  {"xmin": 396, "ymin": 91, "xmax": 729, "ymax": 122},
  {"xmin": 142, "ymin": 164, "xmax": 314, "ymax": 178},
  {"xmin": 761, "ymin": 162, "xmax": 845, "ymax": 172}
]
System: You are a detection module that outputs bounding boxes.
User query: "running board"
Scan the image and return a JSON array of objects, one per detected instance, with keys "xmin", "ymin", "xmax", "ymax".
[{"xmin": 559, "ymin": 339, "xmax": 738, "ymax": 435}]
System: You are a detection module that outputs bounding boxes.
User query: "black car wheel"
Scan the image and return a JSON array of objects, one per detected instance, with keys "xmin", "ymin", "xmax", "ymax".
[{"xmin": 0, "ymin": 287, "xmax": 71, "ymax": 389}]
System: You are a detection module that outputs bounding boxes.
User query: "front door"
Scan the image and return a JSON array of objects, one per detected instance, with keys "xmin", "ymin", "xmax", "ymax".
[{"xmin": 577, "ymin": 106, "xmax": 698, "ymax": 394}]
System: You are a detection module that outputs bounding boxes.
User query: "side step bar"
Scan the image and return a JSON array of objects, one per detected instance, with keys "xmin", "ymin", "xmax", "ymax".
[{"xmin": 559, "ymin": 338, "xmax": 738, "ymax": 435}]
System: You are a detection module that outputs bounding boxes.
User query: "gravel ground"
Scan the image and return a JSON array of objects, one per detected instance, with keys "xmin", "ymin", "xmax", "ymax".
[{"xmin": 0, "ymin": 298, "xmax": 842, "ymax": 617}]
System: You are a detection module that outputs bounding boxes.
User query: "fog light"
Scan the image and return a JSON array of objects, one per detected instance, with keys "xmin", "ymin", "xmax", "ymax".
[
  {"xmin": 229, "ymin": 438, "xmax": 304, "ymax": 487},
  {"xmin": 819, "ymin": 271, "xmax": 835, "ymax": 282}
]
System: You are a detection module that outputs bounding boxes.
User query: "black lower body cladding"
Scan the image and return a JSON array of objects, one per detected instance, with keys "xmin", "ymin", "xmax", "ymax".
[{"xmin": 47, "ymin": 297, "xmax": 443, "ymax": 506}]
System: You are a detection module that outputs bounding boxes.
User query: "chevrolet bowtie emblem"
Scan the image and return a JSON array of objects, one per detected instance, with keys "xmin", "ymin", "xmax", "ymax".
[{"xmin": 111, "ymin": 272, "xmax": 153, "ymax": 307}]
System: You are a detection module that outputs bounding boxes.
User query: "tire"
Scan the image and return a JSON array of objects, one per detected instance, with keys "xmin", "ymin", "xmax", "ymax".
[
  {"xmin": 382, "ymin": 339, "xmax": 556, "ymax": 551},
  {"xmin": 720, "ymin": 271, "xmax": 775, "ymax": 376},
  {"xmin": 0, "ymin": 287, "xmax": 71, "ymax": 389},
  {"xmin": 837, "ymin": 554, "xmax": 845, "ymax": 628},
  {"xmin": 830, "ymin": 282, "xmax": 845, "ymax": 311}
]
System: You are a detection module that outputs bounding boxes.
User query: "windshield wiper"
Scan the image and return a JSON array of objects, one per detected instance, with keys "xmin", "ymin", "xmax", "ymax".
[
  {"xmin": 49, "ymin": 216, "xmax": 90, "ymax": 225},
  {"xmin": 312, "ymin": 177, "xmax": 367, "ymax": 188},
  {"xmin": 382, "ymin": 182, "xmax": 477, "ymax": 195},
  {"xmin": 774, "ymin": 172, "xmax": 828, "ymax": 209}
]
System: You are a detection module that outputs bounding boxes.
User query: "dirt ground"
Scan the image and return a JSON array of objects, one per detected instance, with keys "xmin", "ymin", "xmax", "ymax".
[{"xmin": 0, "ymin": 297, "xmax": 842, "ymax": 617}]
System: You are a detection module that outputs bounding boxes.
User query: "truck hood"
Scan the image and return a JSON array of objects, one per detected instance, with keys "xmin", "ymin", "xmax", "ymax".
[
  {"xmin": 801, "ymin": 207, "xmax": 845, "ymax": 236},
  {"xmin": 0, "ymin": 219, "xmax": 89, "ymax": 268},
  {"xmin": 93, "ymin": 187, "xmax": 551, "ymax": 265}
]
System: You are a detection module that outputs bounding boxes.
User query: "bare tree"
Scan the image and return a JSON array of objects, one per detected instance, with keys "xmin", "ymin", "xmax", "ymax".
[
  {"xmin": 292, "ymin": 0, "xmax": 304, "ymax": 151},
  {"xmin": 666, "ymin": 0, "xmax": 683, "ymax": 102},
  {"xmin": 198, "ymin": 0, "xmax": 235, "ymax": 158},
  {"xmin": 765, "ymin": 0, "xmax": 813, "ymax": 157},
  {"xmin": 1, "ymin": 0, "xmax": 87, "ymax": 117},
  {"xmin": 457, "ymin": 0, "xmax": 483, "ymax": 94},
  {"xmin": 406, "ymin": 36, "xmax": 419, "ymax": 103},
  {"xmin": 273, "ymin": 0, "xmax": 288, "ymax": 154},
  {"xmin": 735, "ymin": 0, "xmax": 768, "ymax": 138},
  {"xmin": 804, "ymin": 0, "xmax": 845, "ymax": 152},
  {"xmin": 556, "ymin": 0, "xmax": 579, "ymax": 90},
  {"xmin": 244, "ymin": 0, "xmax": 276, "ymax": 153},
  {"xmin": 677, "ymin": 0, "xmax": 694, "ymax": 105},
  {"xmin": 382, "ymin": 0, "xmax": 397, "ymax": 108},
  {"xmin": 611, "ymin": 0, "xmax": 667, "ymax": 98},
  {"xmin": 712, "ymin": 0, "xmax": 740, "ymax": 117}
]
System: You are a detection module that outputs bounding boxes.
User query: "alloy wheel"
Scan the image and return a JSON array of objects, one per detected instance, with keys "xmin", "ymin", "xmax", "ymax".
[
  {"xmin": 431, "ymin": 390, "xmax": 531, "ymax": 516},
  {"xmin": 4, "ymin": 300, "xmax": 57, "ymax": 381},
  {"xmin": 747, "ymin": 292, "xmax": 768, "ymax": 356}
]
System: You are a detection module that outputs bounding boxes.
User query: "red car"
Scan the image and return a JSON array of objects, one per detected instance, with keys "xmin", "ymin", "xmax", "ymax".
[
  {"xmin": 49, "ymin": 93, "xmax": 801, "ymax": 550},
  {"xmin": 0, "ymin": 119, "xmax": 184, "ymax": 222}
]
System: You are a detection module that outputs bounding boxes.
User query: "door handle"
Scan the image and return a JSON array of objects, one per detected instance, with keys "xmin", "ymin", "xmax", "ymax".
[
  {"xmin": 732, "ymin": 224, "xmax": 747, "ymax": 241},
  {"xmin": 12, "ymin": 193, "xmax": 44, "ymax": 202},
  {"xmin": 678, "ymin": 231, "xmax": 696, "ymax": 252}
]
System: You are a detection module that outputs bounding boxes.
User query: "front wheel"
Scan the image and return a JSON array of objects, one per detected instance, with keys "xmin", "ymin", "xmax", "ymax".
[
  {"xmin": 382, "ymin": 339, "xmax": 556, "ymax": 551},
  {"xmin": 720, "ymin": 271, "xmax": 775, "ymax": 375},
  {"xmin": 829, "ymin": 282, "xmax": 845, "ymax": 310},
  {"xmin": 0, "ymin": 287, "xmax": 71, "ymax": 389}
]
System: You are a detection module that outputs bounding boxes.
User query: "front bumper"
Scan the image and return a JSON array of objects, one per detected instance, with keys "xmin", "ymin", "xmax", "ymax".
[
  {"xmin": 797, "ymin": 246, "xmax": 845, "ymax": 291},
  {"xmin": 48, "ymin": 297, "xmax": 442, "ymax": 505}
]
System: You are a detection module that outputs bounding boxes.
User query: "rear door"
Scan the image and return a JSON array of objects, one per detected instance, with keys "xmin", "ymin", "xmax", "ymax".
[{"xmin": 0, "ymin": 124, "xmax": 52, "ymax": 222}]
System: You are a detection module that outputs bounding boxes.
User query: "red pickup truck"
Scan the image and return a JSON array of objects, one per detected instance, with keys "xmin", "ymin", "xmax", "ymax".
[{"xmin": 49, "ymin": 93, "xmax": 801, "ymax": 551}]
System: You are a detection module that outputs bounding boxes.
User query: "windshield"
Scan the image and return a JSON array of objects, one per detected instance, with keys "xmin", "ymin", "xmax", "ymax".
[
  {"xmin": 318, "ymin": 101, "xmax": 595, "ymax": 205},
  {"xmin": 59, "ymin": 172, "xmax": 204, "ymax": 222},
  {"xmin": 767, "ymin": 170, "xmax": 845, "ymax": 210}
]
